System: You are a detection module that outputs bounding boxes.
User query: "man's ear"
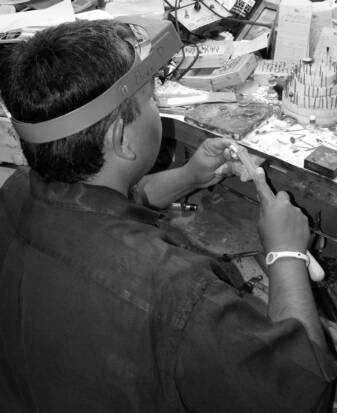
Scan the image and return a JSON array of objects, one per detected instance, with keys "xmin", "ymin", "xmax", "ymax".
[{"xmin": 105, "ymin": 117, "xmax": 136, "ymax": 160}]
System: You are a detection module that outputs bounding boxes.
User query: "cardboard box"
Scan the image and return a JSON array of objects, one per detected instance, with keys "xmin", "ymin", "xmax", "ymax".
[
  {"xmin": 304, "ymin": 145, "xmax": 337, "ymax": 179},
  {"xmin": 179, "ymin": 53, "xmax": 257, "ymax": 91}
]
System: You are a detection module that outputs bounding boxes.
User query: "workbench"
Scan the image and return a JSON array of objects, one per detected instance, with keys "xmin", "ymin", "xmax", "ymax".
[{"xmin": 161, "ymin": 113, "xmax": 337, "ymax": 258}]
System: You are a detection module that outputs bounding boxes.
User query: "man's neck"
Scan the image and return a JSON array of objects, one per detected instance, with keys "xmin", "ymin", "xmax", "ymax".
[{"xmin": 86, "ymin": 167, "xmax": 130, "ymax": 197}]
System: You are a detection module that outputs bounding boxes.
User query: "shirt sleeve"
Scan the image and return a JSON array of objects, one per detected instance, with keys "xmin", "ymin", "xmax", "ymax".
[{"xmin": 175, "ymin": 278, "xmax": 337, "ymax": 413}]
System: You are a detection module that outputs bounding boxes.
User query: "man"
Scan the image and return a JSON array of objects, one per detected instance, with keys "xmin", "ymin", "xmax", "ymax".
[{"xmin": 0, "ymin": 19, "xmax": 336, "ymax": 413}]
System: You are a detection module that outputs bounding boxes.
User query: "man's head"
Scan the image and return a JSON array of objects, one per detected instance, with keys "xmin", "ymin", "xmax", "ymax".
[{"xmin": 0, "ymin": 19, "xmax": 162, "ymax": 185}]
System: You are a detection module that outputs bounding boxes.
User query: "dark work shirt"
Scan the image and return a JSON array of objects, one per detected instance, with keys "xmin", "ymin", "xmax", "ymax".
[{"xmin": 0, "ymin": 168, "xmax": 336, "ymax": 413}]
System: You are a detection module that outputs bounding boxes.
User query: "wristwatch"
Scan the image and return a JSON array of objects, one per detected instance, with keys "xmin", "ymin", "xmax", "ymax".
[{"xmin": 266, "ymin": 251, "xmax": 310, "ymax": 266}]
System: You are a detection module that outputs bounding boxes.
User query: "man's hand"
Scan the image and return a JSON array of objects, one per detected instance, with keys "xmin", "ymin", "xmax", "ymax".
[
  {"xmin": 183, "ymin": 137, "xmax": 238, "ymax": 188},
  {"xmin": 256, "ymin": 168, "xmax": 328, "ymax": 349},
  {"xmin": 255, "ymin": 168, "xmax": 310, "ymax": 253}
]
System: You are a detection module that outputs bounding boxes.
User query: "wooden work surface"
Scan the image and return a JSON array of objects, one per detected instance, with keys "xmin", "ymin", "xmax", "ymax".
[
  {"xmin": 167, "ymin": 183, "xmax": 269, "ymax": 304},
  {"xmin": 168, "ymin": 184, "xmax": 261, "ymax": 256}
]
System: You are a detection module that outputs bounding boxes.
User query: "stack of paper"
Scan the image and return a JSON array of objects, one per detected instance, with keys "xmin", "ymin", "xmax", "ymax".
[{"xmin": 0, "ymin": 0, "xmax": 75, "ymax": 32}]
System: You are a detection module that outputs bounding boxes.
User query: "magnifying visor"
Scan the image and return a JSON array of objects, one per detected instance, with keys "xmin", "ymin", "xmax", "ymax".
[{"xmin": 11, "ymin": 17, "xmax": 182, "ymax": 144}]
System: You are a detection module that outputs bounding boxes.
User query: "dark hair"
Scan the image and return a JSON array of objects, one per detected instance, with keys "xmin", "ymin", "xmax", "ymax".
[{"xmin": 0, "ymin": 20, "xmax": 140, "ymax": 183}]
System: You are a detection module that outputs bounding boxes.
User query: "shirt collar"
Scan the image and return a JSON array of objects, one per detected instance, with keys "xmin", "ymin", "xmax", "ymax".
[{"xmin": 29, "ymin": 169, "xmax": 162, "ymax": 226}]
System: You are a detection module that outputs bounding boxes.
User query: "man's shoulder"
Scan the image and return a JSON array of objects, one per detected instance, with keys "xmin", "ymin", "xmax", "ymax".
[
  {"xmin": 0, "ymin": 167, "xmax": 30, "ymax": 222},
  {"xmin": 1, "ymin": 167, "xmax": 29, "ymax": 195}
]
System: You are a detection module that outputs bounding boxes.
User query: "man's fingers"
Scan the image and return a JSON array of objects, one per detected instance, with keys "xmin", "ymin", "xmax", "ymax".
[
  {"xmin": 214, "ymin": 162, "xmax": 231, "ymax": 176},
  {"xmin": 254, "ymin": 167, "xmax": 275, "ymax": 206},
  {"xmin": 216, "ymin": 136, "xmax": 236, "ymax": 147},
  {"xmin": 224, "ymin": 148, "xmax": 232, "ymax": 161},
  {"xmin": 276, "ymin": 191, "xmax": 290, "ymax": 201},
  {"xmin": 205, "ymin": 137, "xmax": 235, "ymax": 154}
]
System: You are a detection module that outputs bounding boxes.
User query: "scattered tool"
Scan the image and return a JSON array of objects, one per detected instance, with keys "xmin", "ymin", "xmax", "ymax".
[
  {"xmin": 238, "ymin": 275, "xmax": 268, "ymax": 295},
  {"xmin": 169, "ymin": 201, "xmax": 198, "ymax": 211},
  {"xmin": 222, "ymin": 250, "xmax": 261, "ymax": 262},
  {"xmin": 310, "ymin": 211, "xmax": 326, "ymax": 255}
]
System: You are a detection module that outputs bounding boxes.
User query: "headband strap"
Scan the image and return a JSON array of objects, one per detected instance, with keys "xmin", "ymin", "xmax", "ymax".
[{"xmin": 11, "ymin": 19, "xmax": 182, "ymax": 143}]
